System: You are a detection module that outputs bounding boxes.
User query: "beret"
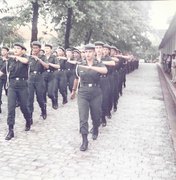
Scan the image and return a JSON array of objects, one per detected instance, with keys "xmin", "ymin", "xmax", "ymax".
[
  {"xmin": 31, "ymin": 41, "xmax": 41, "ymax": 48},
  {"xmin": 84, "ymin": 44, "xmax": 95, "ymax": 50},
  {"xmin": 2, "ymin": 46, "xmax": 9, "ymax": 51},
  {"xmin": 14, "ymin": 42, "xmax": 27, "ymax": 51},
  {"xmin": 45, "ymin": 44, "xmax": 52, "ymax": 49},
  {"xmin": 94, "ymin": 41, "xmax": 104, "ymax": 46}
]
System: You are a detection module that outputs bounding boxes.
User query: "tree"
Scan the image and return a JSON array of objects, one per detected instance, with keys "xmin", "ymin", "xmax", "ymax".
[{"xmin": 31, "ymin": 0, "xmax": 39, "ymax": 43}]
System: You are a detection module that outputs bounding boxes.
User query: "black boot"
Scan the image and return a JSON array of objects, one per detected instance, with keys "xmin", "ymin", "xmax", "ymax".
[
  {"xmin": 41, "ymin": 104, "xmax": 47, "ymax": 120},
  {"xmin": 102, "ymin": 116, "xmax": 107, "ymax": 127},
  {"xmin": 80, "ymin": 134, "xmax": 88, "ymax": 151},
  {"xmin": 52, "ymin": 99, "xmax": 58, "ymax": 110},
  {"xmin": 25, "ymin": 119, "xmax": 31, "ymax": 131},
  {"xmin": 62, "ymin": 93, "xmax": 68, "ymax": 105},
  {"xmin": 113, "ymin": 104, "xmax": 117, "ymax": 112},
  {"xmin": 5, "ymin": 125, "xmax": 14, "ymax": 140},
  {"xmin": 107, "ymin": 112, "xmax": 112, "ymax": 119},
  {"xmin": 92, "ymin": 127, "xmax": 99, "ymax": 140}
]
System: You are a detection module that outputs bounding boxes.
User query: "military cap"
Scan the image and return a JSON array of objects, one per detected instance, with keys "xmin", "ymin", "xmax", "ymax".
[
  {"xmin": 94, "ymin": 41, "xmax": 104, "ymax": 46},
  {"xmin": 31, "ymin": 41, "xmax": 41, "ymax": 48},
  {"xmin": 73, "ymin": 48, "xmax": 81, "ymax": 54},
  {"xmin": 84, "ymin": 44, "xmax": 95, "ymax": 50},
  {"xmin": 57, "ymin": 46, "xmax": 65, "ymax": 52},
  {"xmin": 66, "ymin": 48, "xmax": 72, "ymax": 51},
  {"xmin": 2, "ymin": 46, "xmax": 9, "ymax": 51},
  {"xmin": 103, "ymin": 44, "xmax": 111, "ymax": 49},
  {"xmin": 110, "ymin": 46, "xmax": 118, "ymax": 51},
  {"xmin": 14, "ymin": 42, "xmax": 27, "ymax": 51},
  {"xmin": 45, "ymin": 44, "xmax": 52, "ymax": 49}
]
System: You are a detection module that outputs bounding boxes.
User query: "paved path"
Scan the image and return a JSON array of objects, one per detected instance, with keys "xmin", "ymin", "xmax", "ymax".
[{"xmin": 0, "ymin": 63, "xmax": 176, "ymax": 180}]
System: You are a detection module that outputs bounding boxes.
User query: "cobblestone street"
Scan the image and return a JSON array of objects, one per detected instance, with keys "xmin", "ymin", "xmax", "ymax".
[{"xmin": 0, "ymin": 63, "xmax": 176, "ymax": 180}]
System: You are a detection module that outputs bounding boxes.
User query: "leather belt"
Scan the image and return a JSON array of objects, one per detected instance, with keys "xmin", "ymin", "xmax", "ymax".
[
  {"xmin": 30, "ymin": 71, "xmax": 42, "ymax": 75},
  {"xmin": 100, "ymin": 74, "xmax": 107, "ymax": 78},
  {"xmin": 46, "ymin": 69, "xmax": 54, "ymax": 72},
  {"xmin": 11, "ymin": 77, "xmax": 26, "ymax": 81},
  {"xmin": 80, "ymin": 83, "xmax": 100, "ymax": 87},
  {"xmin": 58, "ymin": 69, "xmax": 65, "ymax": 71}
]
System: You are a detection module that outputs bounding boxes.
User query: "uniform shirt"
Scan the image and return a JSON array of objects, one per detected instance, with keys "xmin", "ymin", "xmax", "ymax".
[
  {"xmin": 46, "ymin": 55, "xmax": 58, "ymax": 71},
  {"xmin": 0, "ymin": 57, "xmax": 7, "ymax": 79},
  {"xmin": 76, "ymin": 59, "xmax": 105, "ymax": 84},
  {"xmin": 101, "ymin": 55, "xmax": 114, "ymax": 75},
  {"xmin": 114, "ymin": 57, "xmax": 123, "ymax": 71},
  {"xmin": 59, "ymin": 59, "xmax": 66, "ymax": 70},
  {"xmin": 1, "ymin": 55, "xmax": 28, "ymax": 79},
  {"xmin": 28, "ymin": 55, "xmax": 47, "ymax": 73},
  {"xmin": 65, "ymin": 59, "xmax": 76, "ymax": 70}
]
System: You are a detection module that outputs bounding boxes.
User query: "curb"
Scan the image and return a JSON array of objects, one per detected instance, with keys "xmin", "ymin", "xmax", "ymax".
[{"xmin": 157, "ymin": 63, "xmax": 176, "ymax": 152}]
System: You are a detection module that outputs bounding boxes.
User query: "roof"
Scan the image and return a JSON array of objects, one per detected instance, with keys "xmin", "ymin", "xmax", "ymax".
[{"xmin": 159, "ymin": 12, "xmax": 176, "ymax": 49}]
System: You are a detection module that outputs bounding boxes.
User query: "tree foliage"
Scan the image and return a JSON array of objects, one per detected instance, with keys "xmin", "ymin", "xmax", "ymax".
[{"xmin": 0, "ymin": 0, "xmax": 156, "ymax": 58}]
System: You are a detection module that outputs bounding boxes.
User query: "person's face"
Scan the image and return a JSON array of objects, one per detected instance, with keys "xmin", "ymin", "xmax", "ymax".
[
  {"xmin": 73, "ymin": 52, "xmax": 81, "ymax": 60},
  {"xmin": 95, "ymin": 45, "xmax": 103, "ymax": 56},
  {"xmin": 110, "ymin": 49, "xmax": 116, "ymax": 56},
  {"xmin": 57, "ymin": 49, "xmax": 65, "ymax": 56},
  {"xmin": 13, "ymin": 46, "xmax": 23, "ymax": 56},
  {"xmin": 81, "ymin": 51, "xmax": 85, "ymax": 59},
  {"xmin": 32, "ymin": 45, "xmax": 40, "ymax": 55},
  {"xmin": 44, "ymin": 46, "xmax": 51, "ymax": 54},
  {"xmin": 103, "ymin": 47, "xmax": 110, "ymax": 56},
  {"xmin": 1, "ymin": 48, "xmax": 8, "ymax": 56},
  {"xmin": 85, "ymin": 49, "xmax": 95, "ymax": 61},
  {"xmin": 66, "ymin": 50, "xmax": 73, "ymax": 59}
]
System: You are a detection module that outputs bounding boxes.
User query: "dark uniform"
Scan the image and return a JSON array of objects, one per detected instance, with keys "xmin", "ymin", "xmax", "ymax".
[
  {"xmin": 71, "ymin": 44, "xmax": 108, "ymax": 151},
  {"xmin": 0, "ymin": 47, "xmax": 8, "ymax": 113},
  {"xmin": 0, "ymin": 43, "xmax": 31, "ymax": 140},
  {"xmin": 54, "ymin": 57, "xmax": 68, "ymax": 105},
  {"xmin": 43, "ymin": 54, "xmax": 58, "ymax": 109},
  {"xmin": 28, "ymin": 54, "xmax": 47, "ymax": 121},
  {"xmin": 76, "ymin": 60, "xmax": 103, "ymax": 135},
  {"xmin": 102, "ymin": 45, "xmax": 114, "ymax": 118},
  {"xmin": 113, "ymin": 57, "xmax": 123, "ymax": 109},
  {"xmin": 65, "ymin": 48, "xmax": 76, "ymax": 92}
]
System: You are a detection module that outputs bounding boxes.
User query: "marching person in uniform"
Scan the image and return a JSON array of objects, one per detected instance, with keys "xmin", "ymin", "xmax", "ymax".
[
  {"xmin": 54, "ymin": 47, "xmax": 68, "ymax": 105},
  {"xmin": 102, "ymin": 44, "xmax": 116, "ymax": 119},
  {"xmin": 43, "ymin": 44, "xmax": 59, "ymax": 109},
  {"xmin": 71, "ymin": 44, "xmax": 107, "ymax": 151},
  {"xmin": 0, "ymin": 43, "xmax": 32, "ymax": 140},
  {"xmin": 0, "ymin": 46, "xmax": 9, "ymax": 113},
  {"xmin": 65, "ymin": 48, "xmax": 76, "ymax": 93},
  {"xmin": 28, "ymin": 41, "xmax": 49, "ymax": 123},
  {"xmin": 94, "ymin": 41, "xmax": 110, "ymax": 127}
]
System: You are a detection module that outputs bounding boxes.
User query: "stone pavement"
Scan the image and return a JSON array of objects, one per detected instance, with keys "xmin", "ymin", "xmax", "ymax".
[{"xmin": 0, "ymin": 63, "xmax": 176, "ymax": 180}]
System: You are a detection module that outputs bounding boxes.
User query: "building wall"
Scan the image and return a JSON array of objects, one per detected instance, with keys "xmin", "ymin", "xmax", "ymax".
[{"xmin": 160, "ymin": 31, "xmax": 176, "ymax": 62}]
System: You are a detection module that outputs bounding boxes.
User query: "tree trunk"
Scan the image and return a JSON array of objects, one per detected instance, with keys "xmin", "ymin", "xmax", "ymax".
[
  {"xmin": 64, "ymin": 7, "xmax": 73, "ymax": 49},
  {"xmin": 31, "ymin": 0, "xmax": 39, "ymax": 44},
  {"xmin": 84, "ymin": 29, "xmax": 92, "ymax": 44}
]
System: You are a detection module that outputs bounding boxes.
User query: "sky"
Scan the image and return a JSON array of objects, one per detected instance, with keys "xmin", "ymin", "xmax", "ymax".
[{"xmin": 149, "ymin": 0, "xmax": 176, "ymax": 30}]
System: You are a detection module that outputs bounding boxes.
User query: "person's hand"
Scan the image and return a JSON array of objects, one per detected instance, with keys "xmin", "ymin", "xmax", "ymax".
[
  {"xmin": 31, "ymin": 55, "xmax": 39, "ymax": 61},
  {"xmin": 70, "ymin": 90, "xmax": 76, "ymax": 99}
]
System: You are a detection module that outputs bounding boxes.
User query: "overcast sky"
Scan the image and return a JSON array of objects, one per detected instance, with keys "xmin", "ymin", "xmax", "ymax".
[{"xmin": 149, "ymin": 0, "xmax": 176, "ymax": 30}]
